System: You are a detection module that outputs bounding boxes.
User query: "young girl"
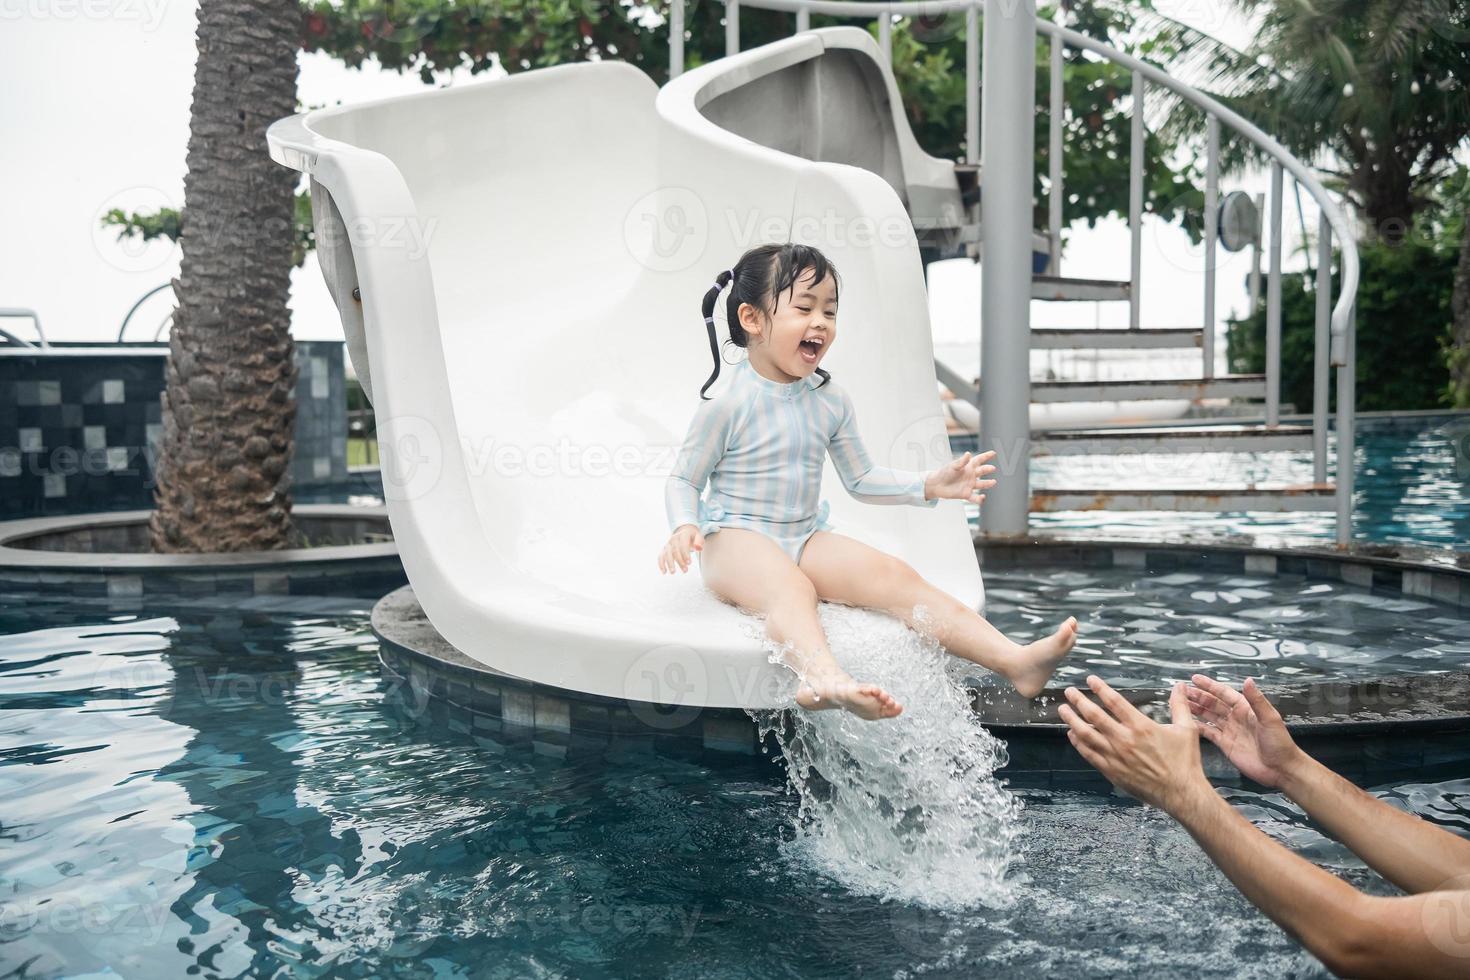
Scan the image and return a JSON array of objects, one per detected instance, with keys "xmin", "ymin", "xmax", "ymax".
[{"xmin": 657, "ymin": 243, "xmax": 1078, "ymax": 721}]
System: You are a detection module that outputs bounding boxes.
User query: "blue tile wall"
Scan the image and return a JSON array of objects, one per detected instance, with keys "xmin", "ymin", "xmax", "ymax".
[{"xmin": 0, "ymin": 341, "xmax": 351, "ymax": 518}]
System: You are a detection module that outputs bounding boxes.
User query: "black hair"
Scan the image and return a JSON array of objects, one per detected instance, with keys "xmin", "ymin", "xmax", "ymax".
[{"xmin": 697, "ymin": 242, "xmax": 840, "ymax": 399}]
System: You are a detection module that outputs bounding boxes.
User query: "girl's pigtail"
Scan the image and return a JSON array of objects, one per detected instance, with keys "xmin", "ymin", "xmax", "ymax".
[{"xmin": 698, "ymin": 266, "xmax": 737, "ymax": 400}]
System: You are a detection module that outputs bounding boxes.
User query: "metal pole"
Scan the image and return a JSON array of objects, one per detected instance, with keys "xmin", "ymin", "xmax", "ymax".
[
  {"xmin": 1248, "ymin": 191, "xmax": 1264, "ymax": 314},
  {"xmin": 1048, "ymin": 32, "xmax": 1063, "ymax": 276},
  {"xmin": 878, "ymin": 6, "xmax": 891, "ymax": 64},
  {"xmin": 1313, "ymin": 211, "xmax": 1330, "ymax": 485},
  {"xmin": 965, "ymin": 2, "xmax": 979, "ymax": 165},
  {"xmin": 1128, "ymin": 70, "xmax": 1144, "ymax": 329},
  {"xmin": 727, "ymin": 0, "xmax": 740, "ymax": 56},
  {"xmin": 670, "ymin": 0, "xmax": 685, "ymax": 78},
  {"xmin": 980, "ymin": 0, "xmax": 1036, "ymax": 534},
  {"xmin": 1203, "ymin": 115, "xmax": 1219, "ymax": 379},
  {"xmin": 796, "ymin": 3, "xmax": 809, "ymax": 30},
  {"xmin": 1266, "ymin": 160, "xmax": 1283, "ymax": 427},
  {"xmin": 1335, "ymin": 301, "xmax": 1356, "ymax": 546}
]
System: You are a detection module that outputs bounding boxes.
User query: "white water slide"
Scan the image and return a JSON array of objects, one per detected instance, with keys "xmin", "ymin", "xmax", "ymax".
[{"xmin": 267, "ymin": 27, "xmax": 986, "ymax": 708}]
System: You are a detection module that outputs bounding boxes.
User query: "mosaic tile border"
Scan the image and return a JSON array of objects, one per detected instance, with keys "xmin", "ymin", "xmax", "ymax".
[{"xmin": 0, "ymin": 340, "xmax": 348, "ymax": 518}]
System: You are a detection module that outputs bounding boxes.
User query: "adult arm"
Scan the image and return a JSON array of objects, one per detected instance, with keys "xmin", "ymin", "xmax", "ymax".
[
  {"xmin": 1188, "ymin": 675, "xmax": 1470, "ymax": 896},
  {"xmin": 1060, "ymin": 677, "xmax": 1470, "ymax": 979}
]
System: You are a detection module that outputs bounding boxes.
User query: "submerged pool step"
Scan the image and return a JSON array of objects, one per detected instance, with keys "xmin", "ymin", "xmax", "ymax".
[
  {"xmin": 1031, "ymin": 327, "xmax": 1202, "ymax": 349},
  {"xmin": 1031, "ymin": 485, "xmax": 1337, "ymax": 512},
  {"xmin": 1030, "ymin": 275, "xmax": 1132, "ymax": 302},
  {"xmin": 1032, "ymin": 423, "xmax": 1315, "ymax": 456},
  {"xmin": 1031, "ymin": 374, "xmax": 1267, "ymax": 403}
]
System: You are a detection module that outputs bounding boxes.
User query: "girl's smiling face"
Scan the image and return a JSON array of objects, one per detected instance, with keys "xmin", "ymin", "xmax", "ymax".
[{"xmin": 738, "ymin": 265, "xmax": 837, "ymax": 383}]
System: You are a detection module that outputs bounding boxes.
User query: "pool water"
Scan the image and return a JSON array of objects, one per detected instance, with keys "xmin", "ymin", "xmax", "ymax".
[
  {"xmin": 4, "ymin": 591, "xmax": 1469, "ymax": 978},
  {"xmin": 977, "ymin": 565, "xmax": 1470, "ymax": 689}
]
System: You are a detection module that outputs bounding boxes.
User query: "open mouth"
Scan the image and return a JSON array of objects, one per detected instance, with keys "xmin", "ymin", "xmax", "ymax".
[{"xmin": 798, "ymin": 338, "xmax": 824, "ymax": 363}]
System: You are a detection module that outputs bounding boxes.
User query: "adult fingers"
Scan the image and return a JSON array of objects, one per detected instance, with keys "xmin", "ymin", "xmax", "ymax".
[
  {"xmin": 1063, "ymin": 686, "xmax": 1124, "ymax": 738},
  {"xmin": 1243, "ymin": 678, "xmax": 1283, "ymax": 723},
  {"xmin": 1058, "ymin": 702, "xmax": 1111, "ymax": 753},
  {"xmin": 1169, "ymin": 682, "xmax": 1195, "ymax": 728},
  {"xmin": 1185, "ymin": 688, "xmax": 1229, "ymax": 725},
  {"xmin": 1191, "ymin": 673, "xmax": 1245, "ymax": 710},
  {"xmin": 1066, "ymin": 728, "xmax": 1108, "ymax": 772},
  {"xmin": 1086, "ymin": 675, "xmax": 1147, "ymax": 728}
]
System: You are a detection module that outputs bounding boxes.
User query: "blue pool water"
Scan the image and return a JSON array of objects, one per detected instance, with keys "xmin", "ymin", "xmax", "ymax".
[{"xmin": 4, "ymin": 591, "xmax": 1468, "ymax": 978}]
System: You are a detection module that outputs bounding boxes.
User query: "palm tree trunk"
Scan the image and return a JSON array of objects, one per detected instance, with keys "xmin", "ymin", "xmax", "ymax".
[
  {"xmin": 1449, "ymin": 211, "xmax": 1470, "ymax": 408},
  {"xmin": 149, "ymin": 0, "xmax": 301, "ymax": 553}
]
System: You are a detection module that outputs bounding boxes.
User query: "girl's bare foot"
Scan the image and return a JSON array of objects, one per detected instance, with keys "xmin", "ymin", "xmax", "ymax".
[
  {"xmin": 794, "ymin": 672, "xmax": 904, "ymax": 720},
  {"xmin": 1007, "ymin": 616, "xmax": 1079, "ymax": 699}
]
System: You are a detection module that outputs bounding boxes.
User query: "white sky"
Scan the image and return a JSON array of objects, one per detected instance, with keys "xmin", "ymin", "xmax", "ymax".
[{"xmin": 0, "ymin": 1, "xmax": 1297, "ymax": 358}]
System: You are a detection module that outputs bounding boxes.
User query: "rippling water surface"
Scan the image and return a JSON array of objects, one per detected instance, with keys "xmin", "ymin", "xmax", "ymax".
[
  {"xmin": 977, "ymin": 564, "xmax": 1470, "ymax": 689},
  {"xmin": 3, "ymin": 590, "xmax": 1469, "ymax": 978}
]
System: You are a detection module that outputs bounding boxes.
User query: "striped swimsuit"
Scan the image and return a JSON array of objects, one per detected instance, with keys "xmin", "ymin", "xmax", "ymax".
[{"xmin": 665, "ymin": 357, "xmax": 938, "ymax": 565}]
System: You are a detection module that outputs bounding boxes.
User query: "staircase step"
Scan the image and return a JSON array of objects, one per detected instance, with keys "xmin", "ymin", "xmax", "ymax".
[
  {"xmin": 1032, "ymin": 485, "xmax": 1336, "ymax": 512},
  {"xmin": 1032, "ymin": 275, "xmax": 1132, "ymax": 302},
  {"xmin": 1031, "ymin": 375, "xmax": 1266, "ymax": 403},
  {"xmin": 1033, "ymin": 424, "xmax": 1314, "ymax": 456},
  {"xmin": 1032, "ymin": 327, "xmax": 1202, "ymax": 350}
]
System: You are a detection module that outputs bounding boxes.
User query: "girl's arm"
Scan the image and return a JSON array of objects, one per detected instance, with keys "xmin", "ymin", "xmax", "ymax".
[
  {"xmin": 664, "ymin": 395, "xmax": 739, "ymax": 533},
  {"xmin": 828, "ymin": 388, "xmax": 940, "ymax": 508}
]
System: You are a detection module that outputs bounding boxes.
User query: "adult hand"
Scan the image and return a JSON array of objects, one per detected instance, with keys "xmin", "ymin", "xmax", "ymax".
[
  {"xmin": 658, "ymin": 525, "xmax": 704, "ymax": 574},
  {"xmin": 1185, "ymin": 675, "xmax": 1304, "ymax": 789},
  {"xmin": 1058, "ymin": 675, "xmax": 1208, "ymax": 814},
  {"xmin": 925, "ymin": 449, "xmax": 998, "ymax": 505}
]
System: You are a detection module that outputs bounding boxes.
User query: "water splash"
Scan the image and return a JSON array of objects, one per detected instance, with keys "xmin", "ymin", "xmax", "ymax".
[{"xmin": 743, "ymin": 602, "xmax": 1023, "ymax": 911}]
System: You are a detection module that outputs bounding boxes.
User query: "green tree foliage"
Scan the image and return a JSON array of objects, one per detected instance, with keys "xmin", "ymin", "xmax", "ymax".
[
  {"xmin": 1226, "ymin": 201, "xmax": 1462, "ymax": 412},
  {"xmin": 1169, "ymin": 0, "xmax": 1470, "ymax": 236},
  {"xmin": 291, "ymin": 0, "xmax": 1212, "ymax": 241}
]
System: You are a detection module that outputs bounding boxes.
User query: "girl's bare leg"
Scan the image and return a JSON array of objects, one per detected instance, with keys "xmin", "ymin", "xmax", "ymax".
[
  {"xmin": 698, "ymin": 527, "xmax": 903, "ymax": 721},
  {"xmin": 798, "ymin": 530, "xmax": 1077, "ymax": 698}
]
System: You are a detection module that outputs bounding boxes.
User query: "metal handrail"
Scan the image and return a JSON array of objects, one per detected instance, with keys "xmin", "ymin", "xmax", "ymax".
[
  {"xmin": 118, "ymin": 283, "xmax": 173, "ymax": 342},
  {"xmin": 0, "ymin": 308, "xmax": 47, "ymax": 348},
  {"xmin": 673, "ymin": 0, "xmax": 1360, "ymax": 544}
]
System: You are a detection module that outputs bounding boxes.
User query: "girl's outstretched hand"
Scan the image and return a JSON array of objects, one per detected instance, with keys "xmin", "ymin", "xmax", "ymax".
[
  {"xmin": 658, "ymin": 524, "xmax": 705, "ymax": 574},
  {"xmin": 925, "ymin": 449, "xmax": 998, "ymax": 505}
]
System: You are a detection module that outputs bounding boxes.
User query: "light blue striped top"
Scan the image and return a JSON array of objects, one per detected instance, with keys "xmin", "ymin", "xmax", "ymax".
[{"xmin": 665, "ymin": 357, "xmax": 938, "ymax": 537}]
